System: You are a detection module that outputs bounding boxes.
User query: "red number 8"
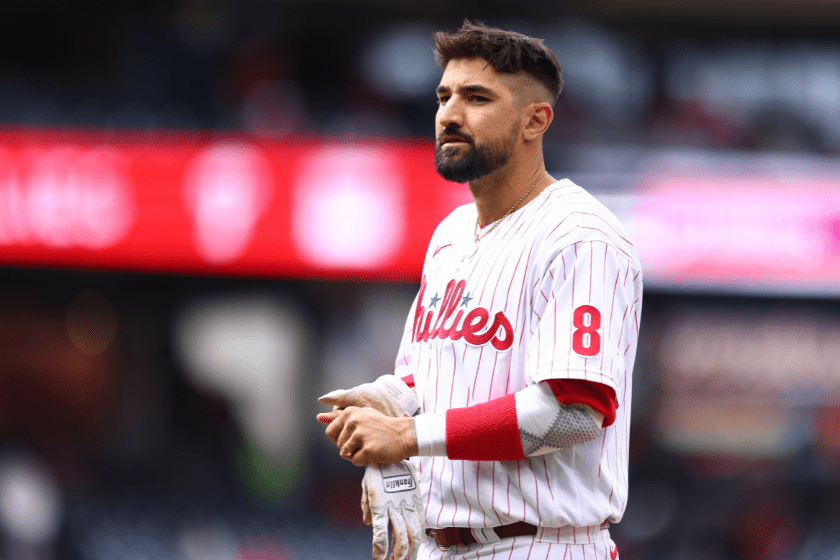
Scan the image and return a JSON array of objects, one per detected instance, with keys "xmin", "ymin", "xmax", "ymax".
[{"xmin": 572, "ymin": 305, "xmax": 601, "ymax": 357}]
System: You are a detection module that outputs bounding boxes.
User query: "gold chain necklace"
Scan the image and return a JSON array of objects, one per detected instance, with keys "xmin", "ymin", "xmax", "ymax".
[{"xmin": 473, "ymin": 171, "xmax": 547, "ymax": 247}]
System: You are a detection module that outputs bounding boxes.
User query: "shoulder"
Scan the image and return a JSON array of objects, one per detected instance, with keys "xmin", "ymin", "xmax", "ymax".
[
  {"xmin": 533, "ymin": 179, "xmax": 641, "ymax": 268},
  {"xmin": 433, "ymin": 202, "xmax": 475, "ymax": 237},
  {"xmin": 420, "ymin": 202, "xmax": 475, "ymax": 263}
]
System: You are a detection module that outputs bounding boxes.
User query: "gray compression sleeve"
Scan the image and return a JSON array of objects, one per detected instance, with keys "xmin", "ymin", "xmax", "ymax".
[{"xmin": 515, "ymin": 381, "xmax": 604, "ymax": 457}]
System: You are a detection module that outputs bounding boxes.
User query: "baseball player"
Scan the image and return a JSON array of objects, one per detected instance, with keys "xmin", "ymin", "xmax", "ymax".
[{"xmin": 318, "ymin": 20, "xmax": 642, "ymax": 560}]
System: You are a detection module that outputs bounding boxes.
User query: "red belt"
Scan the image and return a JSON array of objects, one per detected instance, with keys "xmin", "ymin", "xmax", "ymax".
[{"xmin": 427, "ymin": 522, "xmax": 539, "ymax": 549}]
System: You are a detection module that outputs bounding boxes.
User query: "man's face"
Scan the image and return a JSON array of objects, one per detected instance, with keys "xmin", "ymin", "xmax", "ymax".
[{"xmin": 434, "ymin": 58, "xmax": 520, "ymax": 183}]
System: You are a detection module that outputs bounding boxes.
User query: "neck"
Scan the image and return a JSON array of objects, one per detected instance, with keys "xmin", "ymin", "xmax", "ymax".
[{"xmin": 470, "ymin": 159, "xmax": 553, "ymax": 226}]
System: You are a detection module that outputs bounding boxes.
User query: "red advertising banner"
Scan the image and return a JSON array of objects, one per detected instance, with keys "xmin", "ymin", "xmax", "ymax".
[
  {"xmin": 4, "ymin": 127, "xmax": 840, "ymax": 294},
  {"xmin": 0, "ymin": 127, "xmax": 472, "ymax": 281}
]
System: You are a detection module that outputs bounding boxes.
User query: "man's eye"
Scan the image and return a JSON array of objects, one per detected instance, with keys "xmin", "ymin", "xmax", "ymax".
[
  {"xmin": 437, "ymin": 97, "xmax": 449, "ymax": 105},
  {"xmin": 472, "ymin": 96, "xmax": 488, "ymax": 103}
]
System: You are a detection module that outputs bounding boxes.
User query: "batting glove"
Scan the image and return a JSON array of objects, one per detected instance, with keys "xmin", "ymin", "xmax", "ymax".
[
  {"xmin": 362, "ymin": 460, "xmax": 425, "ymax": 560},
  {"xmin": 319, "ymin": 375, "xmax": 420, "ymax": 418}
]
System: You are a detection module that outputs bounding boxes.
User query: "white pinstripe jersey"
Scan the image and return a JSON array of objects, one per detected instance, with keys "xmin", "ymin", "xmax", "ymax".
[{"xmin": 394, "ymin": 179, "xmax": 643, "ymax": 530}]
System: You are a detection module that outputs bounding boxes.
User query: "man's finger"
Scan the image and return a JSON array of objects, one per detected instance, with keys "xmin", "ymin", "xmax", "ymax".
[
  {"xmin": 316, "ymin": 413, "xmax": 336, "ymax": 424},
  {"xmin": 351, "ymin": 447, "xmax": 369, "ymax": 467},
  {"xmin": 339, "ymin": 441, "xmax": 354, "ymax": 460},
  {"xmin": 333, "ymin": 407, "xmax": 363, "ymax": 449},
  {"xmin": 324, "ymin": 410, "xmax": 349, "ymax": 445},
  {"xmin": 335, "ymin": 422, "xmax": 355, "ymax": 452}
]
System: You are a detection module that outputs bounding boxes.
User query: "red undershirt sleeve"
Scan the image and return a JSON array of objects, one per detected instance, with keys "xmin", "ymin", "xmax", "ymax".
[
  {"xmin": 401, "ymin": 374, "xmax": 415, "ymax": 389},
  {"xmin": 545, "ymin": 379, "xmax": 618, "ymax": 427},
  {"xmin": 445, "ymin": 379, "xmax": 618, "ymax": 461}
]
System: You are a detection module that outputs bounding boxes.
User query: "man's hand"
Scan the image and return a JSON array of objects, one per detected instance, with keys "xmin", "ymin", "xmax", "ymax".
[
  {"xmin": 362, "ymin": 461, "xmax": 425, "ymax": 560},
  {"xmin": 319, "ymin": 407, "xmax": 419, "ymax": 466},
  {"xmin": 318, "ymin": 375, "xmax": 420, "ymax": 418}
]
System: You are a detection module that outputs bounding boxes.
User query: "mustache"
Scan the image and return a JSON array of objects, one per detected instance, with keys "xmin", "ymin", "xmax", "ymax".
[{"xmin": 437, "ymin": 129, "xmax": 474, "ymax": 147}]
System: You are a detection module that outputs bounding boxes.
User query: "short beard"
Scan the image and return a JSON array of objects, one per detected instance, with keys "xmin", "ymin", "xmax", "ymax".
[{"xmin": 434, "ymin": 125, "xmax": 518, "ymax": 183}]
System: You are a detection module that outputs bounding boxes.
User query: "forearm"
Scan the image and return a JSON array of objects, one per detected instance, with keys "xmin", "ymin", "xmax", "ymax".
[
  {"xmin": 321, "ymin": 378, "xmax": 609, "ymax": 463},
  {"xmin": 414, "ymin": 381, "xmax": 606, "ymax": 461}
]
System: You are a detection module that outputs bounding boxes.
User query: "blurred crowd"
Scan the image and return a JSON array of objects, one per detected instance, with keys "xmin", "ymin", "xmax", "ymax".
[
  {"xmin": 2, "ymin": 1, "xmax": 839, "ymax": 158},
  {"xmin": 1, "ymin": 1, "xmax": 840, "ymax": 559}
]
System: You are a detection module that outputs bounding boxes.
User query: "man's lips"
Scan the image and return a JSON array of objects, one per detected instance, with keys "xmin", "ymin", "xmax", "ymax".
[{"xmin": 439, "ymin": 137, "xmax": 471, "ymax": 148}]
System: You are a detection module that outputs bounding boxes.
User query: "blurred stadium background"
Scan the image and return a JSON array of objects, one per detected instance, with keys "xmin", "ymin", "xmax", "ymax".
[{"xmin": 0, "ymin": 1, "xmax": 839, "ymax": 558}]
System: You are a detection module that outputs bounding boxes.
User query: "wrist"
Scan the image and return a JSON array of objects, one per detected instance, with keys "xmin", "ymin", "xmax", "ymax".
[{"xmin": 402, "ymin": 417, "xmax": 419, "ymax": 458}]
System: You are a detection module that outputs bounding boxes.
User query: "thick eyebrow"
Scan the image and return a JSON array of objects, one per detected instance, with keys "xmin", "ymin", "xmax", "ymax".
[{"xmin": 436, "ymin": 84, "xmax": 497, "ymax": 97}]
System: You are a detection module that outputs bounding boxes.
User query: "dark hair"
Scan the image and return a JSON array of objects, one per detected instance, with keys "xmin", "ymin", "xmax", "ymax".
[{"xmin": 432, "ymin": 20, "xmax": 564, "ymax": 105}]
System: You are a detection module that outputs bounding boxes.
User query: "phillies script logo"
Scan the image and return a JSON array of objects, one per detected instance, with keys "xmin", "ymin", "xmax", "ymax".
[{"xmin": 413, "ymin": 276, "xmax": 513, "ymax": 351}]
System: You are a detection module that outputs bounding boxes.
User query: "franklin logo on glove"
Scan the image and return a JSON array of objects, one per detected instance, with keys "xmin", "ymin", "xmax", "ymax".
[{"xmin": 383, "ymin": 474, "xmax": 416, "ymax": 493}]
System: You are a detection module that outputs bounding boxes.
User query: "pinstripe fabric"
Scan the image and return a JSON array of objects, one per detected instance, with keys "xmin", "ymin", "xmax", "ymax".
[{"xmin": 394, "ymin": 180, "xmax": 642, "ymax": 536}]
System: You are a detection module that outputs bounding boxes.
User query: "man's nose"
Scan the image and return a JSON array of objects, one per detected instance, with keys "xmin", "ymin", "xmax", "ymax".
[{"xmin": 436, "ymin": 98, "xmax": 463, "ymax": 129}]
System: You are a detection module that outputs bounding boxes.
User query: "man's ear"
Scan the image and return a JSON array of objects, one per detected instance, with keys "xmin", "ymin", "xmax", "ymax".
[{"xmin": 523, "ymin": 102, "xmax": 553, "ymax": 141}]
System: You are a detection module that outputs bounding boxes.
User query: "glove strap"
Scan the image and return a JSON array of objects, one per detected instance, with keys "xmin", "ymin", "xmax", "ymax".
[{"xmin": 376, "ymin": 375, "xmax": 421, "ymax": 417}]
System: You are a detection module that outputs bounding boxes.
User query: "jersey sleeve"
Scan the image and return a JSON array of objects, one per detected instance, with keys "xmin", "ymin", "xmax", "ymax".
[{"xmin": 527, "ymin": 240, "xmax": 640, "ymax": 399}]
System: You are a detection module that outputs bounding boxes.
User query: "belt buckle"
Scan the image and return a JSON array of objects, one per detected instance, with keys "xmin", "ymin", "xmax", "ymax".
[{"xmin": 432, "ymin": 530, "xmax": 451, "ymax": 551}]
